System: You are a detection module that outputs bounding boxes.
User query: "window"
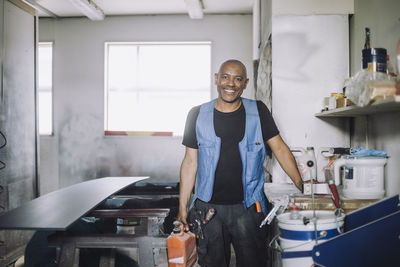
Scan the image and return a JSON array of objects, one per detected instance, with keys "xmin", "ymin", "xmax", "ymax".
[
  {"xmin": 38, "ymin": 42, "xmax": 53, "ymax": 135},
  {"xmin": 104, "ymin": 42, "xmax": 211, "ymax": 136}
]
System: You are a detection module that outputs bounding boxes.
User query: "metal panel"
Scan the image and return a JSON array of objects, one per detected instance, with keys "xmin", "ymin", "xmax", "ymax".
[
  {"xmin": 0, "ymin": 177, "xmax": 148, "ymax": 230},
  {"xmin": 344, "ymin": 194, "xmax": 399, "ymax": 231},
  {"xmin": 312, "ymin": 210, "xmax": 400, "ymax": 267}
]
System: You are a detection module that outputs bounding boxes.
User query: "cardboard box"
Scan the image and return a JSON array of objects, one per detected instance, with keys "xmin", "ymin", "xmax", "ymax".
[{"xmin": 336, "ymin": 98, "xmax": 354, "ymax": 108}]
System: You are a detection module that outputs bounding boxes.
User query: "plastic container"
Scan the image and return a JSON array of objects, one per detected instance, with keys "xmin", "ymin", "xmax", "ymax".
[
  {"xmin": 291, "ymin": 147, "xmax": 317, "ymax": 182},
  {"xmin": 333, "ymin": 155, "xmax": 387, "ymax": 199},
  {"xmin": 278, "ymin": 210, "xmax": 345, "ymax": 267},
  {"xmin": 167, "ymin": 222, "xmax": 197, "ymax": 267}
]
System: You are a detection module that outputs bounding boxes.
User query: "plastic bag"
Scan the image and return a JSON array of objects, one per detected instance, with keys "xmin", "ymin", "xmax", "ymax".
[
  {"xmin": 345, "ymin": 70, "xmax": 396, "ymax": 107},
  {"xmin": 350, "ymin": 147, "xmax": 387, "ymax": 157}
]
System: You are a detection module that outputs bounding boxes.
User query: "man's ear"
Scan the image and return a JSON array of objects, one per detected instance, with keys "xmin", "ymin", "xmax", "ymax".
[
  {"xmin": 214, "ymin": 73, "xmax": 219, "ymax": 85},
  {"xmin": 244, "ymin": 78, "xmax": 249, "ymax": 88}
]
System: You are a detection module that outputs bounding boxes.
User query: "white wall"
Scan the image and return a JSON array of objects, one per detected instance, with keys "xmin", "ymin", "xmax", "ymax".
[
  {"xmin": 270, "ymin": 15, "xmax": 350, "ymax": 182},
  {"xmin": 260, "ymin": 0, "xmax": 354, "ymax": 49},
  {"xmin": 39, "ymin": 14, "xmax": 253, "ymax": 190}
]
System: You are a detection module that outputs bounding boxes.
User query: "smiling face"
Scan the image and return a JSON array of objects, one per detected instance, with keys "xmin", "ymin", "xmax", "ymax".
[{"xmin": 215, "ymin": 60, "xmax": 249, "ymax": 106}]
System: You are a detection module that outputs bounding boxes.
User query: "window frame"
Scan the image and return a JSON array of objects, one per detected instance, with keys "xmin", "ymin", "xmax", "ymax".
[
  {"xmin": 38, "ymin": 41, "xmax": 54, "ymax": 136},
  {"xmin": 104, "ymin": 41, "xmax": 212, "ymax": 136}
]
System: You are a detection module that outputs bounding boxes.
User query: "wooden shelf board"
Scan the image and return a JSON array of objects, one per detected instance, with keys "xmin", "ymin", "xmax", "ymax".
[{"xmin": 315, "ymin": 95, "xmax": 400, "ymax": 117}]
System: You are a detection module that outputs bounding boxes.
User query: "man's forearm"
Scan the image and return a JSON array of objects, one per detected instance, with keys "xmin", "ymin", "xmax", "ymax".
[
  {"xmin": 179, "ymin": 163, "xmax": 196, "ymax": 213},
  {"xmin": 177, "ymin": 148, "xmax": 198, "ymax": 224},
  {"xmin": 279, "ymin": 152, "xmax": 303, "ymax": 191}
]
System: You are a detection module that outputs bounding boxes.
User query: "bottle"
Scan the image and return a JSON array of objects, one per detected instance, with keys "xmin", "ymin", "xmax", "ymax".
[
  {"xmin": 364, "ymin": 27, "xmax": 371, "ymax": 50},
  {"xmin": 362, "ymin": 27, "xmax": 371, "ymax": 70},
  {"xmin": 289, "ymin": 205, "xmax": 300, "ymax": 220},
  {"xmin": 167, "ymin": 221, "xmax": 198, "ymax": 267}
]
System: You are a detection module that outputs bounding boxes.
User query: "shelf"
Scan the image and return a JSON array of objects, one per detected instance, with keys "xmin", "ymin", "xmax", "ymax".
[{"xmin": 315, "ymin": 95, "xmax": 400, "ymax": 117}]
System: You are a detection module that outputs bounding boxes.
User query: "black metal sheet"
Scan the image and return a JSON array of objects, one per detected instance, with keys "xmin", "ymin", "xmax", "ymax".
[{"xmin": 0, "ymin": 177, "xmax": 148, "ymax": 230}]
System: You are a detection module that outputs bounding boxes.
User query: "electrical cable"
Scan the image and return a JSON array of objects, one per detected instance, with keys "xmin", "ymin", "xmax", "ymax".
[
  {"xmin": 311, "ymin": 177, "xmax": 318, "ymax": 245},
  {"xmin": 0, "ymin": 131, "xmax": 6, "ymax": 170},
  {"xmin": 0, "ymin": 130, "xmax": 5, "ymax": 149}
]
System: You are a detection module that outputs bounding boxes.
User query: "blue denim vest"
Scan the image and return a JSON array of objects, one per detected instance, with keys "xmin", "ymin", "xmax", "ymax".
[{"xmin": 193, "ymin": 98, "xmax": 268, "ymax": 214}]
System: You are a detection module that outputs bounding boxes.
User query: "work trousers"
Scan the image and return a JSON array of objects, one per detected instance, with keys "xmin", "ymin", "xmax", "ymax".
[{"xmin": 190, "ymin": 200, "xmax": 268, "ymax": 267}]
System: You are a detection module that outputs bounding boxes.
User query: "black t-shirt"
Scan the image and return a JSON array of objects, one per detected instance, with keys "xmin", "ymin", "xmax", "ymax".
[{"xmin": 182, "ymin": 100, "xmax": 279, "ymax": 204}]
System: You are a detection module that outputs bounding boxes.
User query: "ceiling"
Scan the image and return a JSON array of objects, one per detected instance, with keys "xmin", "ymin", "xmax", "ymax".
[{"xmin": 27, "ymin": 0, "xmax": 254, "ymax": 18}]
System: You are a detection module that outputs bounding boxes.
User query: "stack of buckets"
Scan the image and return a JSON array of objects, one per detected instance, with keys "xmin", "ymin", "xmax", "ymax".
[{"xmin": 277, "ymin": 210, "xmax": 345, "ymax": 267}]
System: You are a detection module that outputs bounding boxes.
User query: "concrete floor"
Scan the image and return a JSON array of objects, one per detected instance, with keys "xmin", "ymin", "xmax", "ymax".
[
  {"xmin": 15, "ymin": 246, "xmax": 236, "ymax": 267},
  {"xmin": 156, "ymin": 247, "xmax": 236, "ymax": 267},
  {"xmin": 120, "ymin": 246, "xmax": 235, "ymax": 267}
]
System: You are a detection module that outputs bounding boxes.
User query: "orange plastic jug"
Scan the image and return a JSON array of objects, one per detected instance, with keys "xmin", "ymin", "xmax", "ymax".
[{"xmin": 167, "ymin": 222, "xmax": 197, "ymax": 267}]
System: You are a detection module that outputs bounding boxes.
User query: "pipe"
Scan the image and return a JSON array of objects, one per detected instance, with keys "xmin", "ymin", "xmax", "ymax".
[{"xmin": 253, "ymin": 0, "xmax": 260, "ymax": 60}]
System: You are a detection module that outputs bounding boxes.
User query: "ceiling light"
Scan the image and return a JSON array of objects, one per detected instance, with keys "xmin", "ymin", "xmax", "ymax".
[
  {"xmin": 184, "ymin": 0, "xmax": 204, "ymax": 19},
  {"xmin": 69, "ymin": 0, "xmax": 105, "ymax": 21}
]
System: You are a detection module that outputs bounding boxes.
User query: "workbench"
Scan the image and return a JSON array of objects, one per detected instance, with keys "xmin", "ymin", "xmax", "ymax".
[{"xmin": 0, "ymin": 176, "xmax": 178, "ymax": 267}]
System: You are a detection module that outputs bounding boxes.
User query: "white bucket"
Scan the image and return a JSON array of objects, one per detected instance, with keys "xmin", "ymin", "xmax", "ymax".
[{"xmin": 277, "ymin": 210, "xmax": 345, "ymax": 267}]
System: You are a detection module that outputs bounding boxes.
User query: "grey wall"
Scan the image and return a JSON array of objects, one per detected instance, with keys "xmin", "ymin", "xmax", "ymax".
[
  {"xmin": 260, "ymin": 0, "xmax": 273, "ymax": 46},
  {"xmin": 350, "ymin": 0, "xmax": 400, "ymax": 76},
  {"xmin": 350, "ymin": 0, "xmax": 400, "ymax": 196},
  {"xmin": 0, "ymin": 0, "xmax": 37, "ymax": 261},
  {"xmin": 39, "ymin": 14, "xmax": 253, "ymax": 191}
]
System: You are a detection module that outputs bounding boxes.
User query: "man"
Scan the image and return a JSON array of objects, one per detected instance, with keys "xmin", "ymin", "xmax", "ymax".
[
  {"xmin": 397, "ymin": 39, "xmax": 400, "ymax": 90},
  {"xmin": 177, "ymin": 59, "xmax": 303, "ymax": 267}
]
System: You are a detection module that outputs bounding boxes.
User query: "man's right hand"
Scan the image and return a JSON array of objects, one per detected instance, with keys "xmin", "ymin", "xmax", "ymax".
[{"xmin": 177, "ymin": 208, "xmax": 190, "ymax": 231}]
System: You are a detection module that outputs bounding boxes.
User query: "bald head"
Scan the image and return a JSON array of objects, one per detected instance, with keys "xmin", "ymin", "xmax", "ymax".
[{"xmin": 218, "ymin": 59, "xmax": 247, "ymax": 79}]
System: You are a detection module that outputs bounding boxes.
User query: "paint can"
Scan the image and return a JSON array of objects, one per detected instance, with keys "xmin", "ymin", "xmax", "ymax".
[
  {"xmin": 362, "ymin": 48, "xmax": 387, "ymax": 73},
  {"xmin": 277, "ymin": 210, "xmax": 345, "ymax": 267}
]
